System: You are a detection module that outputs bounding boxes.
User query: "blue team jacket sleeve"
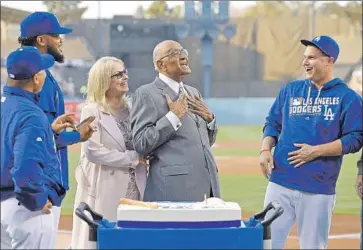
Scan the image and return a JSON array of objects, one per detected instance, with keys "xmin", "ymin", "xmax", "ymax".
[
  {"xmin": 55, "ymin": 130, "xmax": 81, "ymax": 148},
  {"xmin": 11, "ymin": 119, "xmax": 49, "ymax": 211},
  {"xmin": 339, "ymin": 92, "xmax": 363, "ymax": 155},
  {"xmin": 263, "ymin": 86, "xmax": 286, "ymax": 140}
]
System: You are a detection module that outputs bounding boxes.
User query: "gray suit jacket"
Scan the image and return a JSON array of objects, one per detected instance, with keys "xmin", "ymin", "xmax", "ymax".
[{"xmin": 131, "ymin": 77, "xmax": 220, "ymax": 202}]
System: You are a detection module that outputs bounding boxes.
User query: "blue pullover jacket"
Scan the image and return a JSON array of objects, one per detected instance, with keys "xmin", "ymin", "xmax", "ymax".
[
  {"xmin": 38, "ymin": 70, "xmax": 81, "ymax": 190},
  {"xmin": 1, "ymin": 86, "xmax": 66, "ymax": 211},
  {"xmin": 263, "ymin": 78, "xmax": 363, "ymax": 194}
]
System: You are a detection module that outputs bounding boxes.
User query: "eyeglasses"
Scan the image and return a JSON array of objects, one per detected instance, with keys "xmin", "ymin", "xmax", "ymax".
[
  {"xmin": 111, "ymin": 69, "xmax": 128, "ymax": 79},
  {"xmin": 159, "ymin": 48, "xmax": 188, "ymax": 61}
]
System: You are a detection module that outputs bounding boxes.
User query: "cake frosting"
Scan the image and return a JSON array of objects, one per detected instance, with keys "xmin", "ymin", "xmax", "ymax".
[{"xmin": 117, "ymin": 198, "xmax": 242, "ymax": 228}]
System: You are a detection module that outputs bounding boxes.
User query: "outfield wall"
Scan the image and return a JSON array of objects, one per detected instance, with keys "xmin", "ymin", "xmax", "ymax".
[{"xmin": 206, "ymin": 98, "xmax": 275, "ymax": 125}]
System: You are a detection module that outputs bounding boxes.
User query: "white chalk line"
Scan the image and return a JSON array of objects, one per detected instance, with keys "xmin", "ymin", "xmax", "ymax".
[
  {"xmin": 57, "ymin": 230, "xmax": 360, "ymax": 239},
  {"xmin": 288, "ymin": 233, "xmax": 360, "ymax": 240}
]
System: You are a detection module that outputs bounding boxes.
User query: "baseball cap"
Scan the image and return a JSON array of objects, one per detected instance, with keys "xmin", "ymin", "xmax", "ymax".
[
  {"xmin": 301, "ymin": 35, "xmax": 340, "ymax": 63},
  {"xmin": 6, "ymin": 46, "xmax": 55, "ymax": 80},
  {"xmin": 20, "ymin": 12, "xmax": 72, "ymax": 37}
]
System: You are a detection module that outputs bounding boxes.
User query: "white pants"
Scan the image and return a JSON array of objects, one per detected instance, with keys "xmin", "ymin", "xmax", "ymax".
[
  {"xmin": 1, "ymin": 197, "xmax": 61, "ymax": 249},
  {"xmin": 264, "ymin": 182, "xmax": 336, "ymax": 249},
  {"xmin": 50, "ymin": 205, "xmax": 61, "ymax": 248}
]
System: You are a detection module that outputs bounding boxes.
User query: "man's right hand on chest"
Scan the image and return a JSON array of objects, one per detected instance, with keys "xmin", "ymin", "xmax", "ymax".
[{"xmin": 164, "ymin": 93, "xmax": 188, "ymax": 120}]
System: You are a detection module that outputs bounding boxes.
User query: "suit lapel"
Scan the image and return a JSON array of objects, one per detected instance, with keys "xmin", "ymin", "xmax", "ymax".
[
  {"xmin": 155, "ymin": 77, "xmax": 178, "ymax": 101},
  {"xmin": 99, "ymin": 111, "xmax": 126, "ymax": 150},
  {"xmin": 183, "ymin": 85, "xmax": 196, "ymax": 98}
]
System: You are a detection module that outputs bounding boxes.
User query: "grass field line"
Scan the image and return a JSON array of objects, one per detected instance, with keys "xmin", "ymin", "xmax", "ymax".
[
  {"xmin": 289, "ymin": 233, "xmax": 360, "ymax": 240},
  {"xmin": 57, "ymin": 230, "xmax": 360, "ymax": 239}
]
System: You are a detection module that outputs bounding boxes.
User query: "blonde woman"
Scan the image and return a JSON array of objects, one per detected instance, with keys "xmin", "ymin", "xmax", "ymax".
[{"xmin": 71, "ymin": 57, "xmax": 147, "ymax": 249}]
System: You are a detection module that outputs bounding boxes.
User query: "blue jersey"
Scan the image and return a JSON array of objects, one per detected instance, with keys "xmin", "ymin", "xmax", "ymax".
[
  {"xmin": 38, "ymin": 70, "xmax": 80, "ymax": 190},
  {"xmin": 1, "ymin": 86, "xmax": 65, "ymax": 211},
  {"xmin": 264, "ymin": 78, "xmax": 363, "ymax": 194}
]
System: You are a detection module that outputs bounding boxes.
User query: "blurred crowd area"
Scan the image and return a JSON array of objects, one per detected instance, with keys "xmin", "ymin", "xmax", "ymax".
[
  {"xmin": 0, "ymin": 37, "xmax": 93, "ymax": 100},
  {"xmin": 1, "ymin": 1, "xmax": 362, "ymax": 100}
]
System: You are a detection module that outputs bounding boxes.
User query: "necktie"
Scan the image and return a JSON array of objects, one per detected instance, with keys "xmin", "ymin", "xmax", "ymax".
[
  {"xmin": 178, "ymin": 85, "xmax": 184, "ymax": 97},
  {"xmin": 179, "ymin": 85, "xmax": 198, "ymax": 121}
]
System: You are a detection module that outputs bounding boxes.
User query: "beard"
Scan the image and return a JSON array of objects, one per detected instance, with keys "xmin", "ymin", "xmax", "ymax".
[{"xmin": 46, "ymin": 45, "xmax": 64, "ymax": 63}]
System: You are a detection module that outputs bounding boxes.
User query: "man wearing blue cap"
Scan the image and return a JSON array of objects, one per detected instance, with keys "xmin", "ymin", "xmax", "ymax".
[
  {"xmin": 17, "ymin": 11, "xmax": 95, "ymax": 232},
  {"xmin": 259, "ymin": 35, "xmax": 363, "ymax": 249},
  {"xmin": 0, "ymin": 46, "xmax": 78, "ymax": 249}
]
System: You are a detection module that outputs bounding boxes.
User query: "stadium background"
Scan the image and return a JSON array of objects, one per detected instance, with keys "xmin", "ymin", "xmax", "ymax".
[{"xmin": 1, "ymin": 1, "xmax": 362, "ymax": 248}]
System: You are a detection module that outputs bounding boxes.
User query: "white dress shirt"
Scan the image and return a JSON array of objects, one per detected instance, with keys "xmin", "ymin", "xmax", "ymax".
[{"xmin": 159, "ymin": 73, "xmax": 216, "ymax": 131}]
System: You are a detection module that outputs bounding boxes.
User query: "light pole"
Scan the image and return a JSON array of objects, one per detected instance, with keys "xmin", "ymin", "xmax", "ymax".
[
  {"xmin": 176, "ymin": 1, "xmax": 236, "ymax": 99},
  {"xmin": 310, "ymin": 1, "xmax": 316, "ymax": 38},
  {"xmin": 97, "ymin": 1, "xmax": 102, "ymax": 59}
]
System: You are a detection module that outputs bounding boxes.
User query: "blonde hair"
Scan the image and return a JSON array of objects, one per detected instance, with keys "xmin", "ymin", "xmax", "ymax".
[{"xmin": 86, "ymin": 56, "xmax": 127, "ymax": 113}]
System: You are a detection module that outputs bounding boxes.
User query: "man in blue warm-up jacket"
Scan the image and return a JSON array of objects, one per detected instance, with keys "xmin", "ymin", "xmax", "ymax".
[
  {"xmin": 17, "ymin": 11, "xmax": 95, "ymax": 230},
  {"xmin": 259, "ymin": 35, "xmax": 363, "ymax": 249},
  {"xmin": 1, "ymin": 46, "xmax": 76, "ymax": 249}
]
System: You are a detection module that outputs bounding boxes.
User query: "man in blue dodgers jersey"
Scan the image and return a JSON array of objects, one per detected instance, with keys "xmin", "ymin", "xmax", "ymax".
[
  {"xmin": 259, "ymin": 35, "xmax": 363, "ymax": 249},
  {"xmin": 17, "ymin": 11, "xmax": 95, "ymax": 232},
  {"xmin": 1, "ymin": 46, "xmax": 77, "ymax": 249}
]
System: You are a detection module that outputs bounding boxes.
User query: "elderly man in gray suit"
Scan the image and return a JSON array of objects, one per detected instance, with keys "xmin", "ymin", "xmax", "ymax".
[{"xmin": 131, "ymin": 40, "xmax": 220, "ymax": 202}]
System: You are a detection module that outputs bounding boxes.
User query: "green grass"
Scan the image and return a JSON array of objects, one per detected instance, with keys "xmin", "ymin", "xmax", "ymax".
[
  {"xmin": 220, "ymin": 175, "xmax": 267, "ymax": 215},
  {"xmin": 212, "ymin": 148, "xmax": 260, "ymax": 157},
  {"xmin": 61, "ymin": 125, "xmax": 362, "ymax": 216},
  {"xmin": 61, "ymin": 150, "xmax": 79, "ymax": 215},
  {"xmin": 334, "ymin": 153, "xmax": 362, "ymax": 214},
  {"xmin": 216, "ymin": 125, "xmax": 263, "ymax": 142},
  {"xmin": 220, "ymin": 152, "xmax": 361, "ymax": 215}
]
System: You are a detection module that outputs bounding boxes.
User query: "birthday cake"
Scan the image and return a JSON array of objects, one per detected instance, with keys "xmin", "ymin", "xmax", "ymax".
[{"xmin": 117, "ymin": 198, "xmax": 241, "ymax": 229}]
